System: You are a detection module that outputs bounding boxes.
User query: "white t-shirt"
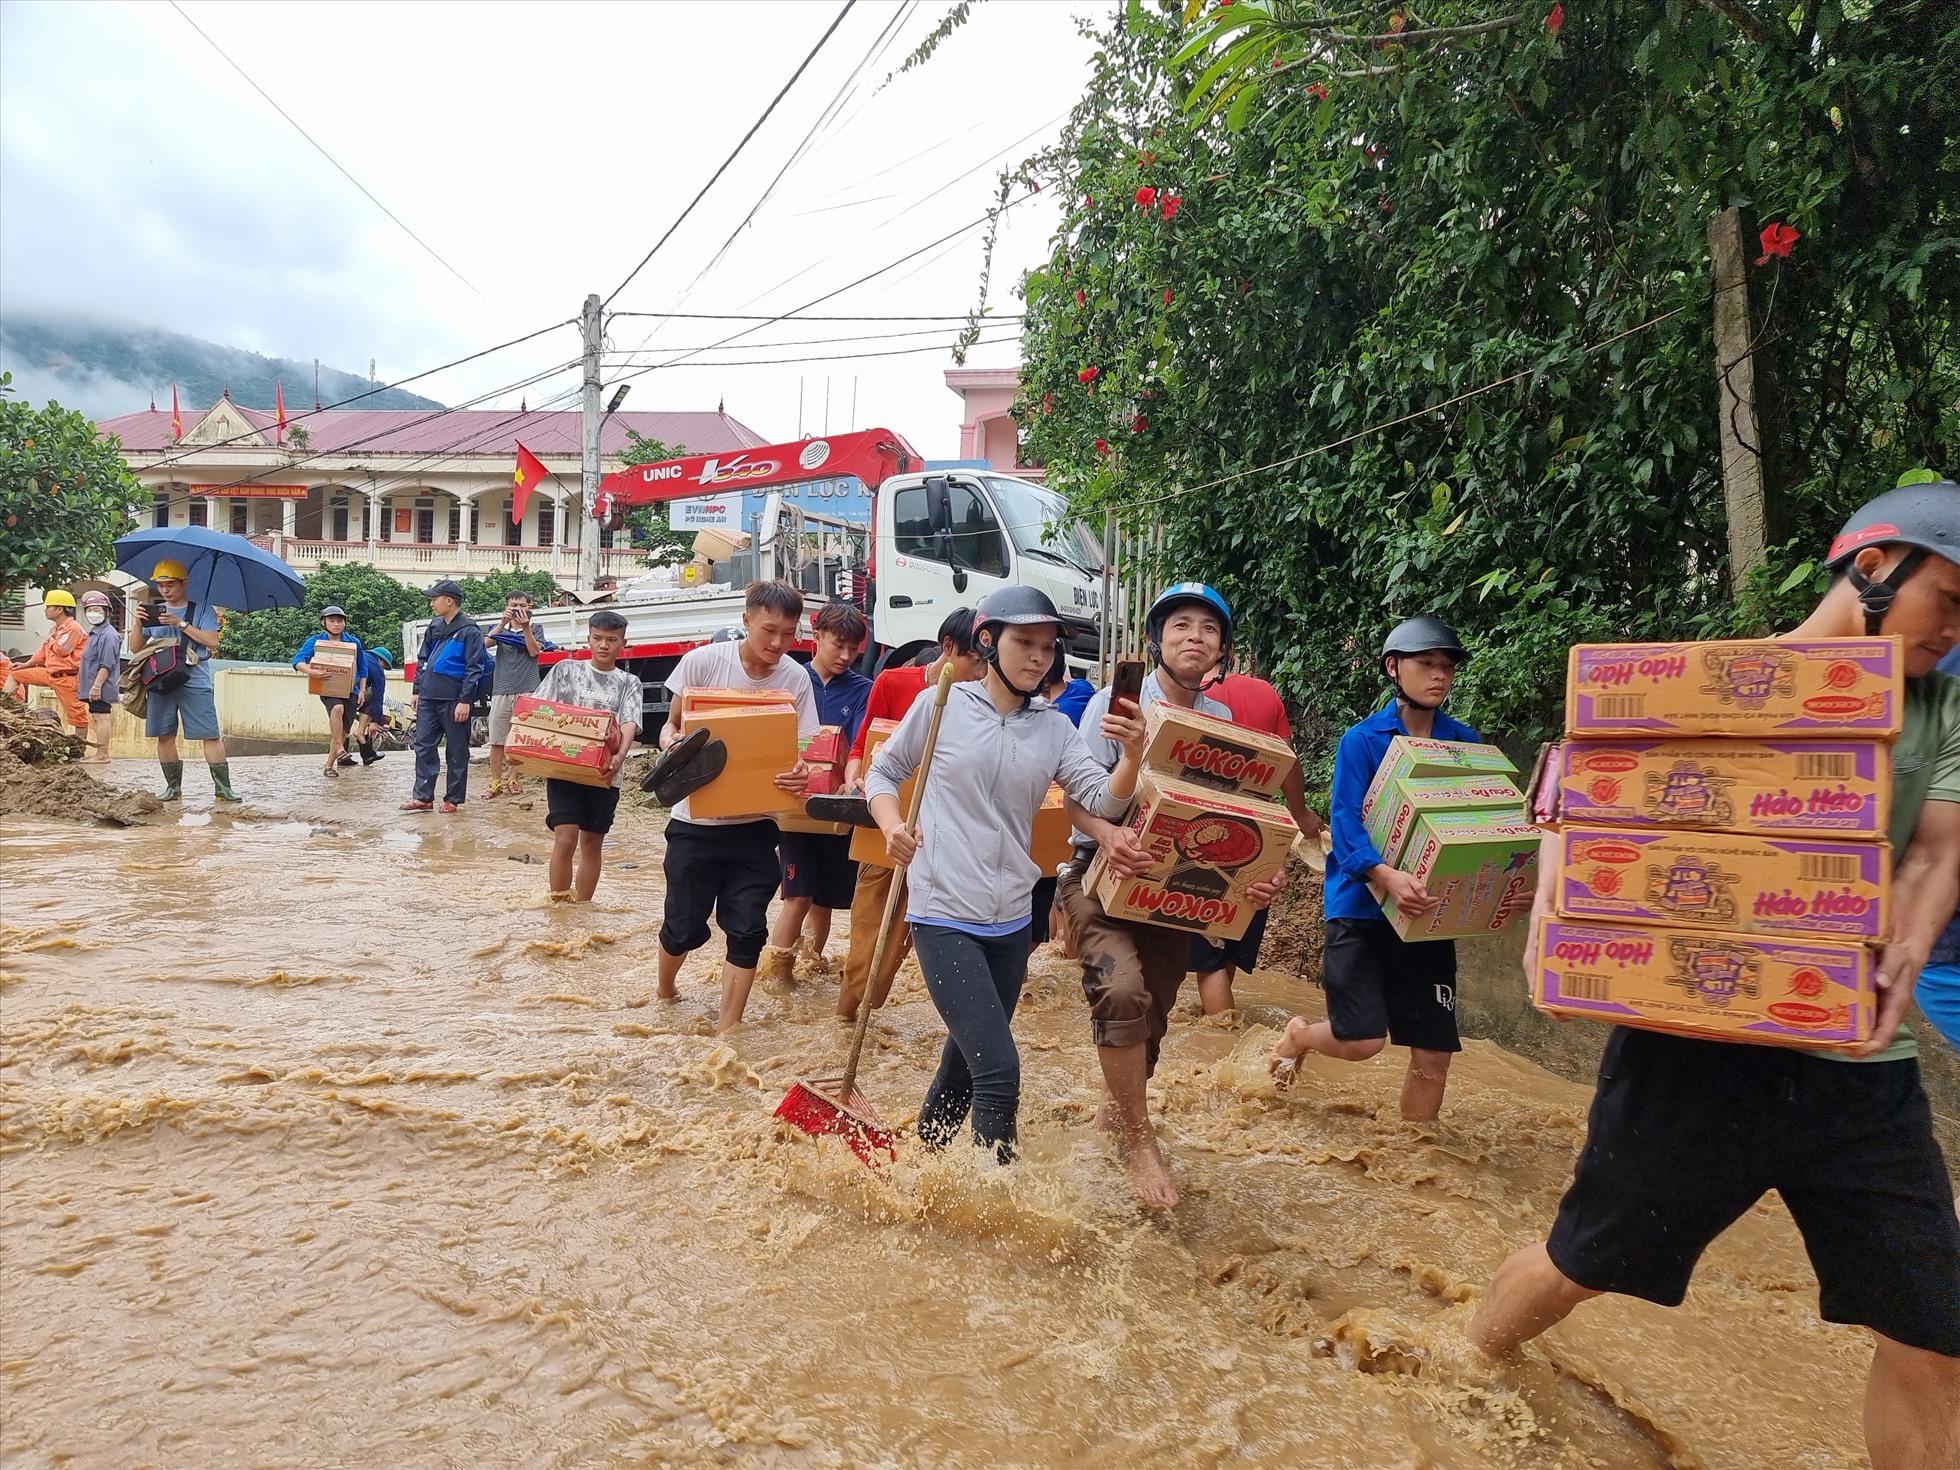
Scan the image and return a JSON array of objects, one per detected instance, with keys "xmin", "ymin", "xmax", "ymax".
[
  {"xmin": 663, "ymin": 641, "xmax": 819, "ymax": 824},
  {"xmin": 537, "ymin": 658, "xmax": 644, "ymax": 789}
]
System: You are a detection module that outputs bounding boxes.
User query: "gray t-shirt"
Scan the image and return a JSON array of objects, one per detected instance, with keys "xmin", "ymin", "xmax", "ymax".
[
  {"xmin": 1069, "ymin": 671, "xmax": 1231, "ymax": 848},
  {"xmin": 488, "ymin": 630, "xmax": 544, "ymax": 696},
  {"xmin": 537, "ymin": 658, "xmax": 644, "ymax": 788}
]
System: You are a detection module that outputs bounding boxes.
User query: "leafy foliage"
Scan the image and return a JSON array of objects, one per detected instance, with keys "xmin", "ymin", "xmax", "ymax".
[
  {"xmin": 1008, "ymin": 0, "xmax": 1957, "ymax": 772},
  {"xmin": 0, "ymin": 372, "xmax": 142, "ymax": 599},
  {"xmin": 453, "ymin": 569, "xmax": 560, "ymax": 614},
  {"xmin": 616, "ymin": 431, "xmax": 696, "ymax": 570},
  {"xmin": 218, "ymin": 563, "xmax": 428, "ymax": 663}
]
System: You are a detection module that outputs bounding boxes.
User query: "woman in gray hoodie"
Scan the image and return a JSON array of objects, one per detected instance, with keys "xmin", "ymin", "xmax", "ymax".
[{"xmin": 867, "ymin": 588, "xmax": 1144, "ymax": 1163}]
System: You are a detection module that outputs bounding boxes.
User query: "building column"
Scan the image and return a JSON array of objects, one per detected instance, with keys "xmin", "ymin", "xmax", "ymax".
[
  {"xmin": 281, "ymin": 497, "xmax": 297, "ymax": 538},
  {"xmin": 204, "ymin": 495, "xmax": 222, "ymax": 528},
  {"xmin": 367, "ymin": 483, "xmax": 382, "ymax": 554}
]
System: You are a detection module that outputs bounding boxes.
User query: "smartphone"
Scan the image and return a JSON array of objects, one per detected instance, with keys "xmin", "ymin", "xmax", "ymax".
[
  {"xmin": 141, "ymin": 601, "xmax": 167, "ymax": 626},
  {"xmin": 1111, "ymin": 659, "xmax": 1145, "ymax": 712}
]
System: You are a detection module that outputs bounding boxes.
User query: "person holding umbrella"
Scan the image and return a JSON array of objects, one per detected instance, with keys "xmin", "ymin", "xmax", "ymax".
[
  {"xmin": 126, "ymin": 558, "xmax": 235, "ymax": 802},
  {"xmin": 402, "ymin": 580, "xmax": 488, "ymax": 813}
]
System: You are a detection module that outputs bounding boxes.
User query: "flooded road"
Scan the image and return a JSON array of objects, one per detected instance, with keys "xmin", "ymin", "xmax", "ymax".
[{"xmin": 2, "ymin": 756, "xmax": 1887, "ymax": 1467}]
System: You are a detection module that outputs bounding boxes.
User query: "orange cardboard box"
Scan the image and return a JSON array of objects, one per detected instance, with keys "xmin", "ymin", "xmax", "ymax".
[
  {"xmin": 1030, "ymin": 783, "xmax": 1072, "ymax": 877},
  {"xmin": 505, "ymin": 694, "xmax": 619, "ymax": 789},
  {"xmin": 680, "ymin": 686, "xmax": 796, "ymax": 719},
  {"xmin": 1084, "ymin": 771, "xmax": 1296, "ymax": 941},
  {"xmin": 1533, "ymin": 916, "xmax": 1874, "ymax": 1049},
  {"xmin": 306, "ymin": 640, "xmax": 358, "ymax": 698},
  {"xmin": 852, "ymin": 718, "xmax": 915, "ymax": 866},
  {"xmin": 1554, "ymin": 738, "xmax": 1891, "ymax": 839},
  {"xmin": 680, "ymin": 705, "xmax": 801, "ymax": 818},
  {"xmin": 1555, "ymin": 825, "xmax": 1890, "ymax": 942},
  {"xmin": 1565, "ymin": 638, "xmax": 1902, "ymax": 739},
  {"xmin": 1141, "ymin": 701, "xmax": 1296, "ymax": 800}
]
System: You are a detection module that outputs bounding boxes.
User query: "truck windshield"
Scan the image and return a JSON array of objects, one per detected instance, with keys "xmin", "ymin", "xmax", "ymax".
[{"xmin": 983, "ymin": 476, "xmax": 1104, "ymax": 574}]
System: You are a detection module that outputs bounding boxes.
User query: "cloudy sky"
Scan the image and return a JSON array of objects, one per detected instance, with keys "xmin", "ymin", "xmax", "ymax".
[{"xmin": 0, "ymin": 0, "xmax": 1102, "ymax": 455}]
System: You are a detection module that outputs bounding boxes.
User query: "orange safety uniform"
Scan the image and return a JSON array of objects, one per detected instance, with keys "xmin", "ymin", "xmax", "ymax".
[{"xmin": 14, "ymin": 617, "xmax": 90, "ymax": 727}]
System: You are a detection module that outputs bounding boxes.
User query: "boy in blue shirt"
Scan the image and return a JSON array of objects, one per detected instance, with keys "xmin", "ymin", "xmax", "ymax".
[
  {"xmin": 1269, "ymin": 616, "xmax": 1479, "ymax": 1121},
  {"xmin": 1914, "ymin": 642, "xmax": 1960, "ymax": 1048}
]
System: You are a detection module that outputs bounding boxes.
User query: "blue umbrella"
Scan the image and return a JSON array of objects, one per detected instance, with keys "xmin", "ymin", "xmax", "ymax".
[{"xmin": 113, "ymin": 526, "xmax": 306, "ymax": 611}]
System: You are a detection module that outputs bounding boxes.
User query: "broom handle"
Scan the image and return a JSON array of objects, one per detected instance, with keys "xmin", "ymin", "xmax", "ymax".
[{"xmin": 837, "ymin": 663, "xmax": 957, "ymax": 1100}]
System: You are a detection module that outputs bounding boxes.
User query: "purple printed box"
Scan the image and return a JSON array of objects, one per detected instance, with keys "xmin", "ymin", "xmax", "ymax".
[
  {"xmin": 1565, "ymin": 638, "xmax": 1902, "ymax": 738},
  {"xmin": 1555, "ymin": 826, "xmax": 1890, "ymax": 941},
  {"xmin": 1556, "ymin": 739, "xmax": 1891, "ymax": 838}
]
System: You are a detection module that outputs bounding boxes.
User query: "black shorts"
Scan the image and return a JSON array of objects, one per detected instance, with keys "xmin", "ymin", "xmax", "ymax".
[
  {"xmin": 545, "ymin": 779, "xmax": 622, "ymax": 834},
  {"xmin": 1030, "ymin": 875, "xmax": 1059, "ymax": 947},
  {"xmin": 661, "ymin": 818, "xmax": 780, "ymax": 970},
  {"xmin": 1191, "ymin": 906, "xmax": 1271, "ymax": 975},
  {"xmin": 1319, "ymin": 918, "xmax": 1459, "ymax": 1052},
  {"xmin": 778, "ymin": 830, "xmax": 858, "ymax": 910},
  {"xmin": 1548, "ymin": 1027, "xmax": 1960, "ymax": 1357},
  {"xmin": 86, "ymin": 698, "xmax": 114, "ymax": 715},
  {"xmin": 319, "ymin": 695, "xmax": 353, "ymax": 719}
]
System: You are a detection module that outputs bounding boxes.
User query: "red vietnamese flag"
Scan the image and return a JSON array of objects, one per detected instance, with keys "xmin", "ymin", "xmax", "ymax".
[
  {"xmin": 512, "ymin": 442, "xmax": 548, "ymax": 524},
  {"xmin": 274, "ymin": 381, "xmax": 287, "ymax": 444},
  {"xmin": 170, "ymin": 383, "xmax": 184, "ymax": 441}
]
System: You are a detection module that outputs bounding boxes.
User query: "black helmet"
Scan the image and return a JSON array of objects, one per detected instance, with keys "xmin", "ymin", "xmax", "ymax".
[
  {"xmin": 975, "ymin": 586, "xmax": 1065, "ymax": 701},
  {"xmin": 1381, "ymin": 615, "xmax": 1470, "ymax": 669},
  {"xmin": 1825, "ymin": 482, "xmax": 1960, "ymax": 634}
]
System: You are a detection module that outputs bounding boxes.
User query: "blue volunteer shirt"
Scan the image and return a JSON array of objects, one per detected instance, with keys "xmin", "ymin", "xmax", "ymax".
[
  {"xmin": 1324, "ymin": 699, "xmax": 1483, "ymax": 922},
  {"xmin": 808, "ymin": 662, "xmax": 873, "ymax": 743},
  {"xmin": 1053, "ymin": 677, "xmax": 1095, "ymax": 727},
  {"xmin": 358, "ymin": 651, "xmax": 390, "ymax": 713},
  {"xmin": 293, "ymin": 632, "xmax": 367, "ymax": 692}
]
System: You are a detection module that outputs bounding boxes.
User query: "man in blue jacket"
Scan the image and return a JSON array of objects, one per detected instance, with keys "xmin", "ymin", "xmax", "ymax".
[
  {"xmin": 1268, "ymin": 616, "xmax": 1480, "ymax": 1121},
  {"xmin": 400, "ymin": 581, "xmax": 488, "ymax": 813}
]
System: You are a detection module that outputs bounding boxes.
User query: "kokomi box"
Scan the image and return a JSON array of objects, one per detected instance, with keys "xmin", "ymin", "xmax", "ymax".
[
  {"xmin": 679, "ymin": 705, "xmax": 801, "ymax": 818},
  {"xmin": 1360, "ymin": 736, "xmax": 1518, "ymax": 829},
  {"xmin": 505, "ymin": 694, "xmax": 620, "ymax": 789},
  {"xmin": 1532, "ymin": 917, "xmax": 1874, "ymax": 1049},
  {"xmin": 1370, "ymin": 810, "xmax": 1541, "ymax": 943},
  {"xmin": 1084, "ymin": 771, "xmax": 1296, "ymax": 941},
  {"xmin": 1565, "ymin": 638, "xmax": 1902, "ymax": 739},
  {"xmin": 1140, "ymin": 701, "xmax": 1296, "ymax": 800},
  {"xmin": 307, "ymin": 640, "xmax": 359, "ymax": 698},
  {"xmin": 1364, "ymin": 774, "xmax": 1527, "ymax": 869},
  {"xmin": 1555, "ymin": 738, "xmax": 1891, "ymax": 839},
  {"xmin": 1555, "ymin": 825, "xmax": 1890, "ymax": 942},
  {"xmin": 679, "ymin": 686, "xmax": 796, "ymax": 719},
  {"xmin": 851, "ymin": 718, "xmax": 914, "ymax": 866}
]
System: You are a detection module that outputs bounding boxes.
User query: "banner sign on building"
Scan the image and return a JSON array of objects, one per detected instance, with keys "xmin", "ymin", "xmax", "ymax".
[
  {"xmin": 669, "ymin": 497, "xmax": 736, "ymax": 531},
  {"xmin": 189, "ymin": 483, "xmax": 307, "ymax": 499}
]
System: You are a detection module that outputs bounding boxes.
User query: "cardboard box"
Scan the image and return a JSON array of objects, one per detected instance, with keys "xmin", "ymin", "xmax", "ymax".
[
  {"xmin": 1371, "ymin": 810, "xmax": 1541, "ymax": 942},
  {"xmin": 680, "ymin": 705, "xmax": 801, "ymax": 818},
  {"xmin": 803, "ymin": 725, "xmax": 848, "ymax": 771},
  {"xmin": 1555, "ymin": 825, "xmax": 1889, "ymax": 942},
  {"xmin": 679, "ymin": 686, "xmax": 795, "ymax": 719},
  {"xmin": 1555, "ymin": 738, "xmax": 1891, "ymax": 839},
  {"xmin": 1031, "ymin": 783, "xmax": 1072, "ymax": 877},
  {"xmin": 505, "ymin": 694, "xmax": 620, "ymax": 789},
  {"xmin": 1140, "ymin": 701, "xmax": 1296, "ymax": 800},
  {"xmin": 852, "ymin": 718, "xmax": 915, "ymax": 866},
  {"xmin": 306, "ymin": 640, "xmax": 358, "ymax": 698},
  {"xmin": 1533, "ymin": 917, "xmax": 1874, "ymax": 1049},
  {"xmin": 1084, "ymin": 771, "xmax": 1296, "ymax": 940},
  {"xmin": 1565, "ymin": 638, "xmax": 1902, "ymax": 739},
  {"xmin": 1360, "ymin": 736, "xmax": 1517, "ymax": 828},
  {"xmin": 1364, "ymin": 773, "xmax": 1526, "ymax": 869}
]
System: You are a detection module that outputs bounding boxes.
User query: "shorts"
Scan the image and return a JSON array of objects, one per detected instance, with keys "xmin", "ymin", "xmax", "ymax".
[
  {"xmin": 144, "ymin": 681, "xmax": 220, "ymax": 741},
  {"xmin": 1030, "ymin": 875, "xmax": 1059, "ymax": 947},
  {"xmin": 545, "ymin": 779, "xmax": 622, "ymax": 834},
  {"xmin": 660, "ymin": 818, "xmax": 780, "ymax": 970},
  {"xmin": 1059, "ymin": 861, "xmax": 1190, "ymax": 1071},
  {"xmin": 86, "ymin": 698, "xmax": 114, "ymax": 715},
  {"xmin": 778, "ymin": 830, "xmax": 858, "ymax": 910},
  {"xmin": 1548, "ymin": 1026, "xmax": 1960, "ymax": 1357},
  {"xmin": 488, "ymin": 692, "xmax": 523, "ymax": 745},
  {"xmin": 1190, "ymin": 906, "xmax": 1271, "ymax": 975},
  {"xmin": 1320, "ymin": 918, "xmax": 1460, "ymax": 1052},
  {"xmin": 1916, "ymin": 961, "xmax": 1960, "ymax": 1050},
  {"xmin": 319, "ymin": 695, "xmax": 353, "ymax": 721}
]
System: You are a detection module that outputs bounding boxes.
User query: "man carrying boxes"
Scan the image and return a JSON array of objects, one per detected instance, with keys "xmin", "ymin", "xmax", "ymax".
[
  {"xmin": 654, "ymin": 581, "xmax": 818, "ymax": 1032},
  {"xmin": 1062, "ymin": 583, "xmax": 1290, "ymax": 1210},
  {"xmin": 292, "ymin": 606, "xmax": 365, "ymax": 780},
  {"xmin": 1472, "ymin": 484, "xmax": 1960, "ymax": 1470},
  {"xmin": 1268, "ymin": 617, "xmax": 1511, "ymax": 1123}
]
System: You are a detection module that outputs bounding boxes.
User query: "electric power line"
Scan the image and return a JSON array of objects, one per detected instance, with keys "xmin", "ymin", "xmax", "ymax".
[
  {"xmin": 601, "ymin": 320, "xmax": 1023, "ymax": 357},
  {"xmin": 599, "ymin": 327, "xmax": 1021, "ymax": 371},
  {"xmin": 607, "ymin": 310, "xmax": 1023, "ymax": 322}
]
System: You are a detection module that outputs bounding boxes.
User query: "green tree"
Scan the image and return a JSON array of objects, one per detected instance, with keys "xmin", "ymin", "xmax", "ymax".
[
  {"xmin": 219, "ymin": 563, "xmax": 427, "ymax": 662},
  {"xmin": 1005, "ymin": 0, "xmax": 1957, "ymax": 774},
  {"xmin": 616, "ymin": 431, "xmax": 695, "ymax": 569},
  {"xmin": 453, "ymin": 568, "xmax": 559, "ymax": 613},
  {"xmin": 0, "ymin": 372, "xmax": 143, "ymax": 599}
]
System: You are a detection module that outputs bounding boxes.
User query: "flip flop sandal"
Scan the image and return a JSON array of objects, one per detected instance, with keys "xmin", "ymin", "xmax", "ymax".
[
  {"xmin": 641, "ymin": 727, "xmax": 708, "ymax": 794},
  {"xmin": 1270, "ymin": 1054, "xmax": 1302, "ymax": 1090},
  {"xmin": 801, "ymin": 793, "xmax": 877, "ymax": 828},
  {"xmin": 486, "ymin": 780, "xmax": 506, "ymax": 799},
  {"xmin": 651, "ymin": 736, "xmax": 728, "ymax": 807}
]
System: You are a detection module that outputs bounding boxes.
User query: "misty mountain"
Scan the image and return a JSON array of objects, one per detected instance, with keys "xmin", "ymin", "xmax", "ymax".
[{"xmin": 0, "ymin": 313, "xmax": 444, "ymax": 421}]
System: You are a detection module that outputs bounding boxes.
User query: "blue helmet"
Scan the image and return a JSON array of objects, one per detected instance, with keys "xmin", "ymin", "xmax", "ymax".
[{"xmin": 1146, "ymin": 582, "xmax": 1232, "ymax": 645}]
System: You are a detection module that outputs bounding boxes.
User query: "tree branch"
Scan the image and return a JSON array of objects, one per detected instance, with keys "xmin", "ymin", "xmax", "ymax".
[
  {"xmin": 1696, "ymin": 0, "xmax": 1774, "ymax": 45},
  {"xmin": 1319, "ymin": 16, "xmax": 1526, "ymax": 45}
]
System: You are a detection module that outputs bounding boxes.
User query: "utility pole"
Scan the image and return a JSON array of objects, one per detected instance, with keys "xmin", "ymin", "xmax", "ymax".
[
  {"xmin": 578, "ymin": 291, "xmax": 602, "ymax": 596},
  {"xmin": 1708, "ymin": 206, "xmax": 1790, "ymax": 595}
]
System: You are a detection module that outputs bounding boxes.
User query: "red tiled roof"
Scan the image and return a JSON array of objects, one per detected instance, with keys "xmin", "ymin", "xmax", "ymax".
[{"xmin": 96, "ymin": 405, "xmax": 772, "ymax": 458}]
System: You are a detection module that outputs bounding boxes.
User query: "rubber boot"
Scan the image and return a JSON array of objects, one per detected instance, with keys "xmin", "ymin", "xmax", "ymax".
[
  {"xmin": 359, "ymin": 737, "xmax": 381, "ymax": 765},
  {"xmin": 209, "ymin": 762, "xmax": 240, "ymax": 802},
  {"xmin": 159, "ymin": 760, "xmax": 183, "ymax": 801}
]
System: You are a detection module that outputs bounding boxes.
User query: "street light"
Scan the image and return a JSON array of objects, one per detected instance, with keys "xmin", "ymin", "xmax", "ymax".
[{"xmin": 605, "ymin": 384, "xmax": 630, "ymax": 417}]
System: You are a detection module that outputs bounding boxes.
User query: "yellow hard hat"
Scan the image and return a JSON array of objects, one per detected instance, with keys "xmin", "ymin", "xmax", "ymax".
[
  {"xmin": 41, "ymin": 589, "xmax": 77, "ymax": 609},
  {"xmin": 151, "ymin": 558, "xmax": 189, "ymax": 582}
]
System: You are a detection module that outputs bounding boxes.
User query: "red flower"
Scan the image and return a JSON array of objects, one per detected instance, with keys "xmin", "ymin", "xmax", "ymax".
[
  {"xmin": 1095, "ymin": 438, "xmax": 1110, "ymax": 455},
  {"xmin": 1755, "ymin": 221, "xmax": 1801, "ymax": 264},
  {"xmin": 1040, "ymin": 393, "xmax": 1054, "ymax": 416},
  {"xmin": 1138, "ymin": 149, "xmax": 1156, "ymax": 167},
  {"xmin": 1307, "ymin": 82, "xmax": 1328, "ymax": 103},
  {"xmin": 1075, "ymin": 289, "xmax": 1087, "ymax": 307},
  {"xmin": 1160, "ymin": 194, "xmax": 1182, "ymax": 221},
  {"xmin": 1272, "ymin": 53, "xmax": 1284, "ymax": 68},
  {"xmin": 1135, "ymin": 186, "xmax": 1158, "ymax": 209},
  {"xmin": 1545, "ymin": 2, "xmax": 1564, "ymax": 36},
  {"xmin": 1131, "ymin": 415, "xmax": 1148, "ymax": 433},
  {"xmin": 1084, "ymin": 194, "xmax": 1093, "ymax": 207},
  {"xmin": 1162, "ymin": 288, "xmax": 1174, "ymax": 306},
  {"xmin": 1031, "ymin": 180, "xmax": 1041, "ymax": 192},
  {"xmin": 1240, "ymin": 278, "xmax": 1251, "ymax": 294},
  {"xmin": 1077, "ymin": 365, "xmax": 1100, "ymax": 384}
]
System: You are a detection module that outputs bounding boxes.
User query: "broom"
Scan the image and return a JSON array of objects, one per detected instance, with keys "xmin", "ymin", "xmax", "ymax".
[{"xmin": 774, "ymin": 663, "xmax": 957, "ymax": 1166}]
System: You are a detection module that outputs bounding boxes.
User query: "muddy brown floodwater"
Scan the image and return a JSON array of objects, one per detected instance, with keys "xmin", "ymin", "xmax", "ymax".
[{"xmin": 1, "ymin": 756, "xmax": 1893, "ymax": 1467}]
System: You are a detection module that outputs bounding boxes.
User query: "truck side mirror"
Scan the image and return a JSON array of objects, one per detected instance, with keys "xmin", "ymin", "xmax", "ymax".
[
  {"xmin": 952, "ymin": 568, "xmax": 968, "ymax": 593},
  {"xmin": 927, "ymin": 478, "xmax": 953, "ymax": 533}
]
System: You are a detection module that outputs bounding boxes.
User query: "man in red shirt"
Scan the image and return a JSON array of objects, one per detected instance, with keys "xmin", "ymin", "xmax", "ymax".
[
  {"xmin": 834, "ymin": 609, "xmax": 984, "ymax": 1020},
  {"xmin": 1191, "ymin": 670, "xmax": 1324, "ymax": 1013}
]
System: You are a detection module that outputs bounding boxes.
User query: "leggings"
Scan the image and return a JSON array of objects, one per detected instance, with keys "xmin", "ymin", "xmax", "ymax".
[{"xmin": 912, "ymin": 921, "xmax": 1032, "ymax": 1164}]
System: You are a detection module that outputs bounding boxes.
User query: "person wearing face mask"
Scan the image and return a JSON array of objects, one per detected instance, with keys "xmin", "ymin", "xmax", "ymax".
[{"xmin": 74, "ymin": 591, "xmax": 125, "ymax": 765}]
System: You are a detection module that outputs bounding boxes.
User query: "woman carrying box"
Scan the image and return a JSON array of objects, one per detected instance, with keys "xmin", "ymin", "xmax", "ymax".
[{"xmin": 867, "ymin": 587, "xmax": 1144, "ymax": 1164}]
